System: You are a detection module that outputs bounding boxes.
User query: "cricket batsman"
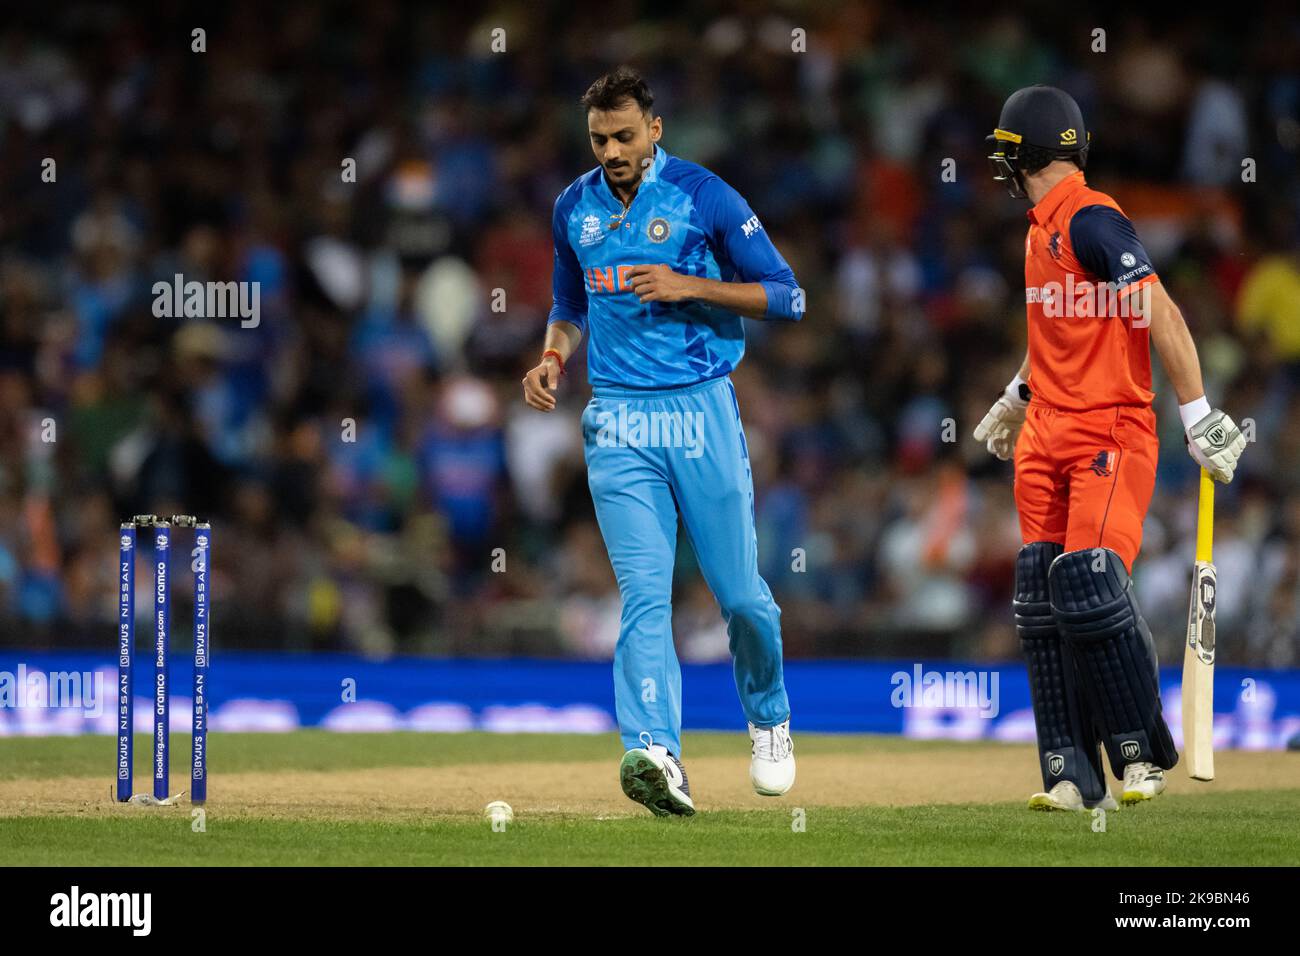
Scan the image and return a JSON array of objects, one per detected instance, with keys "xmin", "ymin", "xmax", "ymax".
[
  {"xmin": 976, "ymin": 86, "xmax": 1247, "ymax": 810},
  {"xmin": 523, "ymin": 67, "xmax": 800, "ymax": 815}
]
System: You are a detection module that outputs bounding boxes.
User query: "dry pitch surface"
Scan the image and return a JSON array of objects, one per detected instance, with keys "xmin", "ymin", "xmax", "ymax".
[{"xmin": 1, "ymin": 731, "xmax": 1298, "ymax": 865}]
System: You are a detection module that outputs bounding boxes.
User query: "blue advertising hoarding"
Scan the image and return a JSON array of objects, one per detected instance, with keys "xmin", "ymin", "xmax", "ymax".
[{"xmin": 1, "ymin": 652, "xmax": 1298, "ymax": 751}]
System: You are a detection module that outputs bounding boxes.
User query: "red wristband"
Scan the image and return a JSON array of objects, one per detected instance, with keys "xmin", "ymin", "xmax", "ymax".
[{"xmin": 542, "ymin": 349, "xmax": 566, "ymax": 376}]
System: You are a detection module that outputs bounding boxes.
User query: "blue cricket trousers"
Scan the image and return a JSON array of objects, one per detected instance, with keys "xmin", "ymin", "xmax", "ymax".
[{"xmin": 581, "ymin": 374, "xmax": 790, "ymax": 756}]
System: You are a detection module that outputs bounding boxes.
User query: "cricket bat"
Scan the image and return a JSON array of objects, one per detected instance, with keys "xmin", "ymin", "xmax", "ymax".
[{"xmin": 1182, "ymin": 468, "xmax": 1217, "ymax": 781}]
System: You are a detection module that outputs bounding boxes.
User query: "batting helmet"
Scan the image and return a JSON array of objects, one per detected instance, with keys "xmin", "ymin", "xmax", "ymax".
[{"xmin": 986, "ymin": 85, "xmax": 1090, "ymax": 198}]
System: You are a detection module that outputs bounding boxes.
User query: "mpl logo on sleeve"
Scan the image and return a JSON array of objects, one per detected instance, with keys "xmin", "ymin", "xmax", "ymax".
[{"xmin": 49, "ymin": 886, "xmax": 151, "ymax": 936}]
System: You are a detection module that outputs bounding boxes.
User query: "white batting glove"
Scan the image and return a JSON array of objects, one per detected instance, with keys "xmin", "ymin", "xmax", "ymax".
[
  {"xmin": 1185, "ymin": 407, "xmax": 1246, "ymax": 483},
  {"xmin": 974, "ymin": 379, "xmax": 1030, "ymax": 461}
]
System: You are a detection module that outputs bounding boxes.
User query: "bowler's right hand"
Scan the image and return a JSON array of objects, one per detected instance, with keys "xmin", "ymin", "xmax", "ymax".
[{"xmin": 522, "ymin": 355, "xmax": 562, "ymax": 412}]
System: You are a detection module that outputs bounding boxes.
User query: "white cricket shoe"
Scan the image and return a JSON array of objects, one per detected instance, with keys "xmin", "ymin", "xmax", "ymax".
[
  {"xmin": 749, "ymin": 719, "xmax": 796, "ymax": 796},
  {"xmin": 1028, "ymin": 780, "xmax": 1119, "ymax": 812},
  {"xmin": 619, "ymin": 739, "xmax": 695, "ymax": 817},
  {"xmin": 1121, "ymin": 762, "xmax": 1167, "ymax": 805}
]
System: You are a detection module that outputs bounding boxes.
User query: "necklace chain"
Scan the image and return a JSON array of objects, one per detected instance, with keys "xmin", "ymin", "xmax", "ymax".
[{"xmin": 609, "ymin": 198, "xmax": 632, "ymax": 230}]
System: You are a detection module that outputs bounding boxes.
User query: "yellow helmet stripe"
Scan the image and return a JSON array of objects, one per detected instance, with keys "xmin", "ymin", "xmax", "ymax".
[{"xmin": 992, "ymin": 128, "xmax": 1022, "ymax": 144}]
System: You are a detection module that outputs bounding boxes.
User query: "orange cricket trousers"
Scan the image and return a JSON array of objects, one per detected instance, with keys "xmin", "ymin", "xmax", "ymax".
[{"xmin": 1013, "ymin": 404, "xmax": 1158, "ymax": 572}]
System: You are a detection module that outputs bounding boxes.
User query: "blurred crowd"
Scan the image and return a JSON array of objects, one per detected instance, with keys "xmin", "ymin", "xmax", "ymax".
[{"xmin": 1, "ymin": 2, "xmax": 1298, "ymax": 664}]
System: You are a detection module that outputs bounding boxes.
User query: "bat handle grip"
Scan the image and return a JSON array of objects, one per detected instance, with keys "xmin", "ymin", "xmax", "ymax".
[{"xmin": 1196, "ymin": 468, "xmax": 1215, "ymax": 564}]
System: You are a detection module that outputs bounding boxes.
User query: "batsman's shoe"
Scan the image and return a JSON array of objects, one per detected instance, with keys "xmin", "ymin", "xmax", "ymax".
[
  {"xmin": 619, "ymin": 747, "xmax": 696, "ymax": 817},
  {"xmin": 1121, "ymin": 762, "xmax": 1167, "ymax": 805},
  {"xmin": 749, "ymin": 719, "xmax": 796, "ymax": 796},
  {"xmin": 1028, "ymin": 780, "xmax": 1118, "ymax": 812}
]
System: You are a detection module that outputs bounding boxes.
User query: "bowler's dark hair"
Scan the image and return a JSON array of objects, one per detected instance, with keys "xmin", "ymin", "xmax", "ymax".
[{"xmin": 580, "ymin": 67, "xmax": 654, "ymax": 114}]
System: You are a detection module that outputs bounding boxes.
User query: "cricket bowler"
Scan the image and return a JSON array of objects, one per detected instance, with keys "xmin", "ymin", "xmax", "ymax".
[
  {"xmin": 523, "ymin": 67, "xmax": 801, "ymax": 815},
  {"xmin": 976, "ymin": 86, "xmax": 1248, "ymax": 810}
]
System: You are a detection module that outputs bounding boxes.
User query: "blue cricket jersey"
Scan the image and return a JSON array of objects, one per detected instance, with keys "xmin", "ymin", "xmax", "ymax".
[{"xmin": 547, "ymin": 145, "xmax": 802, "ymax": 389}]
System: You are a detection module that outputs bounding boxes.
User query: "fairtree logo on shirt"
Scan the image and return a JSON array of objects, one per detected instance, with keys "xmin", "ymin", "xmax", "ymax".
[{"xmin": 594, "ymin": 405, "xmax": 705, "ymax": 458}]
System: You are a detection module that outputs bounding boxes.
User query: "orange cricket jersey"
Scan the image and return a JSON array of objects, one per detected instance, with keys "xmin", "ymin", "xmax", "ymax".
[{"xmin": 1023, "ymin": 171, "xmax": 1160, "ymax": 411}]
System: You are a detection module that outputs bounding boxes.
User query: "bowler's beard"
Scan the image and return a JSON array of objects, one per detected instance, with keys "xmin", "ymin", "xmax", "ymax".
[
  {"xmin": 605, "ymin": 146, "xmax": 654, "ymax": 195},
  {"xmin": 605, "ymin": 164, "xmax": 641, "ymax": 192}
]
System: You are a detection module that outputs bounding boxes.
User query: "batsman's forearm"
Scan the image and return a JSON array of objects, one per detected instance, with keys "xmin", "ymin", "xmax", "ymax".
[
  {"xmin": 1000, "ymin": 351, "xmax": 1029, "ymax": 398},
  {"xmin": 686, "ymin": 277, "xmax": 772, "ymax": 320},
  {"xmin": 543, "ymin": 321, "xmax": 583, "ymax": 362},
  {"xmin": 1149, "ymin": 300, "xmax": 1206, "ymax": 405}
]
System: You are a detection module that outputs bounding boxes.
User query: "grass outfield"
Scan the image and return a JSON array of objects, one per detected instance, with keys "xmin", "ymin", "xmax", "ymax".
[{"xmin": 2, "ymin": 731, "xmax": 1298, "ymax": 866}]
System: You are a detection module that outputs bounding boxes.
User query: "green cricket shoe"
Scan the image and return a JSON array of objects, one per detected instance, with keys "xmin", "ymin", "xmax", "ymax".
[{"xmin": 619, "ymin": 747, "xmax": 696, "ymax": 817}]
